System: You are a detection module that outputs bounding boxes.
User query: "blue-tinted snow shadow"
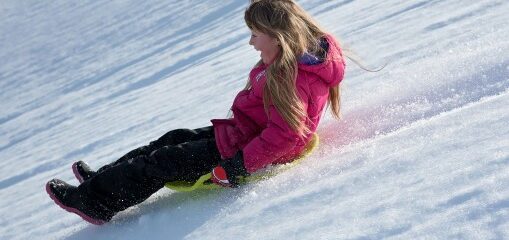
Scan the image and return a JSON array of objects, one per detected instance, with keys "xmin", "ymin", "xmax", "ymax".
[
  {"xmin": 1, "ymin": 1, "xmax": 246, "ymax": 132},
  {"xmin": 425, "ymin": 188, "xmax": 509, "ymax": 237},
  {"xmin": 60, "ymin": 0, "xmax": 245, "ymax": 95},
  {"xmin": 346, "ymin": 1, "xmax": 438, "ymax": 35},
  {"xmin": 0, "ymin": 114, "xmax": 166, "ymax": 190},
  {"xmin": 353, "ymin": 224, "xmax": 413, "ymax": 240},
  {"xmin": 65, "ymin": 188, "xmax": 243, "ymax": 240},
  {"xmin": 308, "ymin": 0, "xmax": 355, "ymax": 16},
  {"xmin": 424, "ymin": 1, "xmax": 503, "ymax": 31},
  {"xmin": 436, "ymin": 189, "xmax": 484, "ymax": 209}
]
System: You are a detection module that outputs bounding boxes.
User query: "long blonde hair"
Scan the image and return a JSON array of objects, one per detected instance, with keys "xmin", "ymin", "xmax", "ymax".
[{"xmin": 244, "ymin": 0, "xmax": 341, "ymax": 136}]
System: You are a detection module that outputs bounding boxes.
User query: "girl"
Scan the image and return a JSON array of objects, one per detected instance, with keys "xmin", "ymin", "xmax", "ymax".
[{"xmin": 46, "ymin": 0, "xmax": 345, "ymax": 225}]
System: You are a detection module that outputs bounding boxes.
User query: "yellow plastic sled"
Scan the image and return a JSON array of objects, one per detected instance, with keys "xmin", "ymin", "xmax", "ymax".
[{"xmin": 165, "ymin": 133, "xmax": 319, "ymax": 192}]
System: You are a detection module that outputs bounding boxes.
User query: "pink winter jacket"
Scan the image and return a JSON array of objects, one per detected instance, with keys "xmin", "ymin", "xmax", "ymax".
[{"xmin": 211, "ymin": 34, "xmax": 345, "ymax": 173}]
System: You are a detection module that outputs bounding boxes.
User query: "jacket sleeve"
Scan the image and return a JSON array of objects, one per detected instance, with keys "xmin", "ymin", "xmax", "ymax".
[{"xmin": 241, "ymin": 83, "xmax": 309, "ymax": 173}]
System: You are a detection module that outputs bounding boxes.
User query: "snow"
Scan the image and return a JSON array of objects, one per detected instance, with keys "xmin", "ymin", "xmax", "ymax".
[{"xmin": 1, "ymin": 0, "xmax": 508, "ymax": 239}]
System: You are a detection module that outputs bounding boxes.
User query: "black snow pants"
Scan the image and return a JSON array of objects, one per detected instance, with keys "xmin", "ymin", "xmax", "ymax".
[{"xmin": 77, "ymin": 126, "xmax": 222, "ymax": 213}]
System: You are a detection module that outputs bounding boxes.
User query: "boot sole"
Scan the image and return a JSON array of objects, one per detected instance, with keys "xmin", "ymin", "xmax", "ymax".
[
  {"xmin": 72, "ymin": 162, "xmax": 85, "ymax": 184},
  {"xmin": 45, "ymin": 182, "xmax": 106, "ymax": 225}
]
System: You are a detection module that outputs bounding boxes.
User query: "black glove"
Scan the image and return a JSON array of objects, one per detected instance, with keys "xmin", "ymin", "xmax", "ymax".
[{"xmin": 211, "ymin": 151, "xmax": 249, "ymax": 187}]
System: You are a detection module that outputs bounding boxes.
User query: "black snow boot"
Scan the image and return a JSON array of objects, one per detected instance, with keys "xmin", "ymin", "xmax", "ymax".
[
  {"xmin": 46, "ymin": 179, "xmax": 114, "ymax": 225},
  {"xmin": 72, "ymin": 161, "xmax": 96, "ymax": 183}
]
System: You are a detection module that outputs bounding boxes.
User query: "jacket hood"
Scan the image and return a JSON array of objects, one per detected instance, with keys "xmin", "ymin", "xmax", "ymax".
[{"xmin": 298, "ymin": 34, "xmax": 345, "ymax": 87}]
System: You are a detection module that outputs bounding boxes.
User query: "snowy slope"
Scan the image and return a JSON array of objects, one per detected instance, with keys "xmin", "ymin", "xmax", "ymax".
[{"xmin": 1, "ymin": 0, "xmax": 508, "ymax": 239}]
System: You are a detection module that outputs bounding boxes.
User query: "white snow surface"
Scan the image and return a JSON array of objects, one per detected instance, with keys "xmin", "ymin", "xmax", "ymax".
[{"xmin": 1, "ymin": 0, "xmax": 508, "ymax": 239}]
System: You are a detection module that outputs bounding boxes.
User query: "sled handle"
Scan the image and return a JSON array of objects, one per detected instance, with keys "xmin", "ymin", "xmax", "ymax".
[{"xmin": 165, "ymin": 173, "xmax": 219, "ymax": 192}]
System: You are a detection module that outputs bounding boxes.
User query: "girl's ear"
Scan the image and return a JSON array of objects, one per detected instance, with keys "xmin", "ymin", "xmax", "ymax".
[{"xmin": 274, "ymin": 38, "xmax": 281, "ymax": 46}]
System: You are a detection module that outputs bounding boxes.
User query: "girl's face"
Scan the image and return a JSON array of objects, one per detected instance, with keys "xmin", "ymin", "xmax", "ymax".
[{"xmin": 249, "ymin": 29, "xmax": 280, "ymax": 64}]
